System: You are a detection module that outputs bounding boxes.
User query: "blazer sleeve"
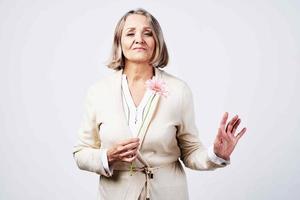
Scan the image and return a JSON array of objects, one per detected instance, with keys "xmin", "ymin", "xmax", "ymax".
[
  {"xmin": 72, "ymin": 85, "xmax": 111, "ymax": 177},
  {"xmin": 177, "ymin": 82, "xmax": 226, "ymax": 171}
]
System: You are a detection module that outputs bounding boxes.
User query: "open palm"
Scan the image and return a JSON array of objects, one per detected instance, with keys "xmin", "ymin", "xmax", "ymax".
[{"xmin": 213, "ymin": 112, "xmax": 247, "ymax": 161}]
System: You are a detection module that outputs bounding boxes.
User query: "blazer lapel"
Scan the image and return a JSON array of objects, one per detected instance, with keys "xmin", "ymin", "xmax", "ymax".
[
  {"xmin": 136, "ymin": 93, "xmax": 160, "ymax": 167},
  {"xmin": 137, "ymin": 93, "xmax": 160, "ymax": 147},
  {"xmin": 136, "ymin": 67, "xmax": 163, "ymax": 166}
]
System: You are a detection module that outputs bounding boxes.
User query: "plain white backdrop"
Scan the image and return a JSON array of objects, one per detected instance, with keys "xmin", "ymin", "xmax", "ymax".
[{"xmin": 1, "ymin": 0, "xmax": 299, "ymax": 199}]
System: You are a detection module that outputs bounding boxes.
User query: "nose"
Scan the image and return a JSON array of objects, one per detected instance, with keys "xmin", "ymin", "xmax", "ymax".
[{"xmin": 134, "ymin": 33, "xmax": 144, "ymax": 44}]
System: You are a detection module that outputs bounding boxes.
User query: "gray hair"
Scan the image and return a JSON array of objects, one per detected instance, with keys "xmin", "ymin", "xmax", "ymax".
[{"xmin": 106, "ymin": 8, "xmax": 169, "ymax": 70}]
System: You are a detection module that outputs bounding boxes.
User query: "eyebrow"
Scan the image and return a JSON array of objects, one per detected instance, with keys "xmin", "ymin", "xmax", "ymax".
[{"xmin": 125, "ymin": 27, "xmax": 152, "ymax": 31}]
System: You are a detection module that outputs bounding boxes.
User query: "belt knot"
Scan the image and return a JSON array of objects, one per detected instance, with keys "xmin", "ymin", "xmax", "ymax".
[{"xmin": 143, "ymin": 166, "xmax": 154, "ymax": 179}]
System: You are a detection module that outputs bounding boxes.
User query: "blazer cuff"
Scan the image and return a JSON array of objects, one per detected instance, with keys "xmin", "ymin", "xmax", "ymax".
[
  {"xmin": 100, "ymin": 148, "xmax": 114, "ymax": 176},
  {"xmin": 207, "ymin": 145, "xmax": 230, "ymax": 166}
]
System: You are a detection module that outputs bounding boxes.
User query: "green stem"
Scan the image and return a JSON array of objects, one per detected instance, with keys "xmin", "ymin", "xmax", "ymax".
[{"xmin": 130, "ymin": 162, "xmax": 135, "ymax": 176}]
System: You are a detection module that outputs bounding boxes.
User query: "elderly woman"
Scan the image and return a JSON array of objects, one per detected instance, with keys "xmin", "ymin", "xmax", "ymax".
[{"xmin": 73, "ymin": 8, "xmax": 246, "ymax": 200}]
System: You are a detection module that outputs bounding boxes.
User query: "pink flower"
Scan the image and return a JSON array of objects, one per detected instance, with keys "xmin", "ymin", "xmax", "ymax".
[{"xmin": 146, "ymin": 77, "xmax": 168, "ymax": 97}]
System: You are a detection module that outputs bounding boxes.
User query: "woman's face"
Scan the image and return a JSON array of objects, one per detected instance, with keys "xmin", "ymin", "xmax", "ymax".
[{"xmin": 121, "ymin": 14, "xmax": 155, "ymax": 64}]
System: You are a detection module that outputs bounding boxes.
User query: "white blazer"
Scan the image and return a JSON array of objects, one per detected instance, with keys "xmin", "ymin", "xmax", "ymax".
[{"xmin": 73, "ymin": 67, "xmax": 226, "ymax": 200}]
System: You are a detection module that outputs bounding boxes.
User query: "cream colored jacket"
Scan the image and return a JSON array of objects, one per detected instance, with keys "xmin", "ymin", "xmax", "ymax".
[{"xmin": 73, "ymin": 68, "xmax": 227, "ymax": 200}]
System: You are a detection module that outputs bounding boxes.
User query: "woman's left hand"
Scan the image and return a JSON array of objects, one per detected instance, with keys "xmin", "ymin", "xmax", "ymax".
[{"xmin": 213, "ymin": 112, "xmax": 247, "ymax": 161}]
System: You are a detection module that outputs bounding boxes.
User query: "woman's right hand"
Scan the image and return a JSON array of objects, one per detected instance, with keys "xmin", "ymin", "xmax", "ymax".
[{"xmin": 107, "ymin": 138, "xmax": 140, "ymax": 166}]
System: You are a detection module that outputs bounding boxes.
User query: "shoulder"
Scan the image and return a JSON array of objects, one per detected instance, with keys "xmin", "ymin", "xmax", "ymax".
[
  {"xmin": 157, "ymin": 69, "xmax": 194, "ymax": 110},
  {"xmin": 87, "ymin": 70, "xmax": 119, "ymax": 94},
  {"xmin": 159, "ymin": 69, "xmax": 192, "ymax": 93},
  {"xmin": 84, "ymin": 70, "xmax": 120, "ymax": 103}
]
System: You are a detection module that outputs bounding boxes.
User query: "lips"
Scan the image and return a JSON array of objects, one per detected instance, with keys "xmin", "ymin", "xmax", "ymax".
[{"xmin": 133, "ymin": 47, "xmax": 146, "ymax": 50}]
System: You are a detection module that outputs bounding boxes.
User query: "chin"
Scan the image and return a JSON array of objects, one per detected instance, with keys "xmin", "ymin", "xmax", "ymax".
[{"xmin": 129, "ymin": 57, "xmax": 151, "ymax": 63}]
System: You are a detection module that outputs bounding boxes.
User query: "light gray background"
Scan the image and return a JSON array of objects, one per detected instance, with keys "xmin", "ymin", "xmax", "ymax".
[{"xmin": 1, "ymin": 0, "xmax": 299, "ymax": 199}]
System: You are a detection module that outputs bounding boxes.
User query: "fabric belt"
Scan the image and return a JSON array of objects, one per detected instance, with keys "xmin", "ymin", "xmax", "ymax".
[{"xmin": 114, "ymin": 162, "xmax": 176, "ymax": 200}]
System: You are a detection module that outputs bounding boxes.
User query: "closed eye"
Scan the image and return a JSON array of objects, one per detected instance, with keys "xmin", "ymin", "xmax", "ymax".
[
  {"xmin": 144, "ymin": 32, "xmax": 153, "ymax": 36},
  {"xmin": 126, "ymin": 32, "xmax": 153, "ymax": 37}
]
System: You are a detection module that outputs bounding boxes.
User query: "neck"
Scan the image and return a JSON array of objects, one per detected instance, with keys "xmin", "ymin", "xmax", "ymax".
[{"xmin": 123, "ymin": 61, "xmax": 154, "ymax": 84}]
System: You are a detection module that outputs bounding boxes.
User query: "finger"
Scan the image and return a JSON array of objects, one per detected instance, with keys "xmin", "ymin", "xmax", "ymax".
[
  {"xmin": 216, "ymin": 128, "xmax": 223, "ymax": 140},
  {"xmin": 231, "ymin": 119, "xmax": 241, "ymax": 135},
  {"xmin": 116, "ymin": 142, "xmax": 139, "ymax": 153},
  {"xmin": 119, "ymin": 137, "xmax": 140, "ymax": 145},
  {"xmin": 122, "ymin": 142, "xmax": 140, "ymax": 151},
  {"xmin": 222, "ymin": 128, "xmax": 232, "ymax": 141},
  {"xmin": 227, "ymin": 118, "xmax": 240, "ymax": 136},
  {"xmin": 119, "ymin": 148, "xmax": 138, "ymax": 158},
  {"xmin": 122, "ymin": 153, "xmax": 138, "ymax": 162},
  {"xmin": 236, "ymin": 127, "xmax": 247, "ymax": 141},
  {"xmin": 226, "ymin": 115, "xmax": 239, "ymax": 133},
  {"xmin": 220, "ymin": 112, "xmax": 229, "ymax": 130}
]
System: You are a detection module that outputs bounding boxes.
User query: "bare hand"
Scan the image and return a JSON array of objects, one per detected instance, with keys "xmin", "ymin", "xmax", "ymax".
[
  {"xmin": 107, "ymin": 138, "xmax": 140, "ymax": 166},
  {"xmin": 213, "ymin": 112, "xmax": 247, "ymax": 160}
]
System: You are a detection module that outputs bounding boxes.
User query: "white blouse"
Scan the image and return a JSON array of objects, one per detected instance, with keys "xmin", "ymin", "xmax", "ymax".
[
  {"xmin": 121, "ymin": 74, "xmax": 155, "ymax": 137},
  {"xmin": 100, "ymin": 73, "xmax": 230, "ymax": 176}
]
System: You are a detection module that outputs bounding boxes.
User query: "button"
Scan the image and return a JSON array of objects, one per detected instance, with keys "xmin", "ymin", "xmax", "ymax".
[{"xmin": 149, "ymin": 173, "xmax": 154, "ymax": 179}]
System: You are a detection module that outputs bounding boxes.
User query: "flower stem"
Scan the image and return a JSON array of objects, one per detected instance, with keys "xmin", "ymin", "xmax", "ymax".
[{"xmin": 130, "ymin": 162, "xmax": 135, "ymax": 176}]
